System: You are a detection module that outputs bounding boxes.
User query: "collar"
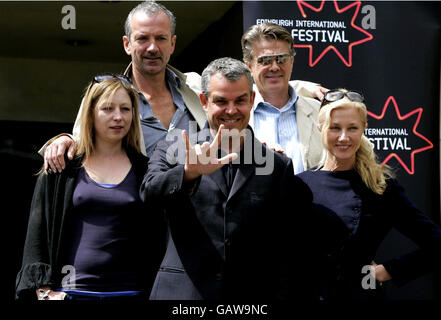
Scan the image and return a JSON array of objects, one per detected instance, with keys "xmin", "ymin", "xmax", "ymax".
[
  {"xmin": 123, "ymin": 62, "xmax": 182, "ymax": 89},
  {"xmin": 165, "ymin": 67, "xmax": 182, "ymax": 89},
  {"xmin": 123, "ymin": 62, "xmax": 185, "ymax": 114},
  {"xmin": 253, "ymin": 83, "xmax": 299, "ymax": 112}
]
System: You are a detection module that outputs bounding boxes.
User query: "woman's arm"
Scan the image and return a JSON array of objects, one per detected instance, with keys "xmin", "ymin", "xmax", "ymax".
[
  {"xmin": 381, "ymin": 180, "xmax": 441, "ymax": 286},
  {"xmin": 16, "ymin": 175, "xmax": 53, "ymax": 300}
]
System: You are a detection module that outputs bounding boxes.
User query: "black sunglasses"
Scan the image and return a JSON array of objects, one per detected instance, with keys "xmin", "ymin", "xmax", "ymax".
[
  {"xmin": 256, "ymin": 53, "xmax": 295, "ymax": 66},
  {"xmin": 321, "ymin": 90, "xmax": 365, "ymax": 109}
]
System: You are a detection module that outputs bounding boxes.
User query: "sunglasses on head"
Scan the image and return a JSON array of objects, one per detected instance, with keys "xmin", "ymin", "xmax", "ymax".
[
  {"xmin": 320, "ymin": 90, "xmax": 365, "ymax": 109},
  {"xmin": 92, "ymin": 73, "xmax": 133, "ymax": 86},
  {"xmin": 256, "ymin": 53, "xmax": 295, "ymax": 66}
]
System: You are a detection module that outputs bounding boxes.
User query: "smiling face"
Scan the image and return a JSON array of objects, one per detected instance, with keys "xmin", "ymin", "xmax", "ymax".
[
  {"xmin": 323, "ymin": 105, "xmax": 365, "ymax": 170},
  {"xmin": 123, "ymin": 11, "xmax": 176, "ymax": 77},
  {"xmin": 93, "ymin": 87, "xmax": 133, "ymax": 146},
  {"xmin": 201, "ymin": 74, "xmax": 255, "ymax": 135},
  {"xmin": 246, "ymin": 39, "xmax": 294, "ymax": 99}
]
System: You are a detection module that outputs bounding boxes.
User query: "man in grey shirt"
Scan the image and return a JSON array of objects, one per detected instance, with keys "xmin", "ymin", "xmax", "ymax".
[{"xmin": 42, "ymin": 1, "xmax": 206, "ymax": 171}]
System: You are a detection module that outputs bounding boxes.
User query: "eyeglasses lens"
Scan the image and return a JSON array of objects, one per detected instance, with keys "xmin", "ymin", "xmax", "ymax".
[
  {"xmin": 93, "ymin": 74, "xmax": 132, "ymax": 85},
  {"xmin": 257, "ymin": 54, "xmax": 291, "ymax": 66},
  {"xmin": 346, "ymin": 92, "xmax": 364, "ymax": 102},
  {"xmin": 325, "ymin": 91, "xmax": 345, "ymax": 102}
]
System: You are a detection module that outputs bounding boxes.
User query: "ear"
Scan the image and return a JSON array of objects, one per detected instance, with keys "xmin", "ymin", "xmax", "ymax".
[
  {"xmin": 170, "ymin": 35, "xmax": 177, "ymax": 55},
  {"xmin": 317, "ymin": 124, "xmax": 322, "ymax": 133},
  {"xmin": 250, "ymin": 90, "xmax": 256, "ymax": 106},
  {"xmin": 245, "ymin": 61, "xmax": 252, "ymax": 71},
  {"xmin": 123, "ymin": 36, "xmax": 131, "ymax": 56},
  {"xmin": 199, "ymin": 93, "xmax": 208, "ymax": 113}
]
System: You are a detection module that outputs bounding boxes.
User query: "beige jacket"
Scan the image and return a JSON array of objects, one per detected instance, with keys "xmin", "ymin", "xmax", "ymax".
[{"xmin": 248, "ymin": 81, "xmax": 325, "ymax": 171}]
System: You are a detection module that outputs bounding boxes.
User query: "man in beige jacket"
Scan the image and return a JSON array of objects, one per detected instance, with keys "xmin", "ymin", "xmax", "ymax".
[{"xmin": 242, "ymin": 23, "xmax": 325, "ymax": 173}]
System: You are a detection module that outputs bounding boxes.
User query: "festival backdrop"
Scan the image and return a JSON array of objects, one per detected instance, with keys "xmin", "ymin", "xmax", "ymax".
[{"xmin": 243, "ymin": 1, "xmax": 440, "ymax": 300}]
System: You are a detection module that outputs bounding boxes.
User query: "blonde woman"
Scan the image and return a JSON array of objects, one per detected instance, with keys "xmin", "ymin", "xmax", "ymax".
[
  {"xmin": 16, "ymin": 74, "xmax": 163, "ymax": 301},
  {"xmin": 298, "ymin": 89, "xmax": 441, "ymax": 300}
]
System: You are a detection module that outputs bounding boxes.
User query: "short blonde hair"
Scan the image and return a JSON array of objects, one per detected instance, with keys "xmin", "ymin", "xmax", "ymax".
[
  {"xmin": 76, "ymin": 77, "xmax": 142, "ymax": 162},
  {"xmin": 318, "ymin": 94, "xmax": 393, "ymax": 195}
]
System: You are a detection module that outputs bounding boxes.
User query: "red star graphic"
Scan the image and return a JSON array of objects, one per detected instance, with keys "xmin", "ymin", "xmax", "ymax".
[
  {"xmin": 295, "ymin": 0, "xmax": 373, "ymax": 67},
  {"xmin": 367, "ymin": 96, "xmax": 434, "ymax": 175}
]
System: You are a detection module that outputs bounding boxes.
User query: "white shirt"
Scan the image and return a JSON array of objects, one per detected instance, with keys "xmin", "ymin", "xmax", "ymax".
[{"xmin": 253, "ymin": 85, "xmax": 305, "ymax": 174}]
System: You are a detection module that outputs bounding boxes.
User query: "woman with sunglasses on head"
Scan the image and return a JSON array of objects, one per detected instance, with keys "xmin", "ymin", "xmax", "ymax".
[
  {"xmin": 298, "ymin": 89, "xmax": 441, "ymax": 300},
  {"xmin": 15, "ymin": 74, "xmax": 163, "ymax": 301}
]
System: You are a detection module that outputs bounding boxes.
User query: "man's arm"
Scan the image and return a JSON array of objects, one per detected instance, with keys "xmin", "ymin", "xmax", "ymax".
[
  {"xmin": 39, "ymin": 98, "xmax": 85, "ymax": 172},
  {"xmin": 291, "ymin": 80, "xmax": 328, "ymax": 100}
]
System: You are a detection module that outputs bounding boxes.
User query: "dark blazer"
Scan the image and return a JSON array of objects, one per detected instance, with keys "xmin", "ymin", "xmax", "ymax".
[
  {"xmin": 15, "ymin": 149, "xmax": 164, "ymax": 301},
  {"xmin": 142, "ymin": 126, "xmax": 316, "ymax": 301}
]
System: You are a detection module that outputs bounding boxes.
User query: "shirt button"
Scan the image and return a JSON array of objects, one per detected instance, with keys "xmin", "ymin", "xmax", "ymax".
[
  {"xmin": 216, "ymin": 273, "xmax": 223, "ymax": 281},
  {"xmin": 225, "ymin": 238, "xmax": 231, "ymax": 246},
  {"xmin": 170, "ymin": 186, "xmax": 177, "ymax": 194}
]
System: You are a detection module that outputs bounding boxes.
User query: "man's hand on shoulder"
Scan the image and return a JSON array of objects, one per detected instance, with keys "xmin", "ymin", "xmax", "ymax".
[
  {"xmin": 313, "ymin": 85, "xmax": 329, "ymax": 101},
  {"xmin": 291, "ymin": 80, "xmax": 328, "ymax": 101},
  {"xmin": 44, "ymin": 135, "xmax": 76, "ymax": 173},
  {"xmin": 262, "ymin": 141, "xmax": 286, "ymax": 156}
]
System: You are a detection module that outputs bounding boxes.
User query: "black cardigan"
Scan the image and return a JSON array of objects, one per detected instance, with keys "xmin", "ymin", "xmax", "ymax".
[
  {"xmin": 15, "ymin": 150, "xmax": 165, "ymax": 300},
  {"xmin": 298, "ymin": 169, "xmax": 441, "ymax": 300}
]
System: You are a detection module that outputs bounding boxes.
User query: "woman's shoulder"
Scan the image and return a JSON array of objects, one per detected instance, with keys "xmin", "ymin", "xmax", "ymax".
[
  {"xmin": 127, "ymin": 147, "xmax": 148, "ymax": 162},
  {"xmin": 296, "ymin": 168, "xmax": 323, "ymax": 185},
  {"xmin": 384, "ymin": 177, "xmax": 405, "ymax": 196},
  {"xmin": 127, "ymin": 148, "xmax": 149, "ymax": 174},
  {"xmin": 42, "ymin": 155, "xmax": 82, "ymax": 177}
]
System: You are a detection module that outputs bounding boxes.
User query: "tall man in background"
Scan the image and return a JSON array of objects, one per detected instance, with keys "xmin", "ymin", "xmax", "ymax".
[
  {"xmin": 42, "ymin": 0, "xmax": 206, "ymax": 169},
  {"xmin": 242, "ymin": 23, "xmax": 325, "ymax": 173}
]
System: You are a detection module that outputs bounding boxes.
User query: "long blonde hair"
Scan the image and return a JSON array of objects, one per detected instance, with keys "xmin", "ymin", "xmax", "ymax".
[
  {"xmin": 318, "ymin": 96, "xmax": 394, "ymax": 195},
  {"xmin": 76, "ymin": 77, "xmax": 142, "ymax": 162}
]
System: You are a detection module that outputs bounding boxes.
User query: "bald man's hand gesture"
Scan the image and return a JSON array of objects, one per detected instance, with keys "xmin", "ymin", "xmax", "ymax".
[{"xmin": 182, "ymin": 124, "xmax": 238, "ymax": 182}]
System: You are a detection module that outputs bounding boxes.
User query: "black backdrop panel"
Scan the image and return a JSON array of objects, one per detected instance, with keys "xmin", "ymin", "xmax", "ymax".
[{"xmin": 244, "ymin": 1, "xmax": 440, "ymax": 300}]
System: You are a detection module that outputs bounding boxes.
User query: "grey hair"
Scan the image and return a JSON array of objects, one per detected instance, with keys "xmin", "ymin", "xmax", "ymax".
[
  {"xmin": 201, "ymin": 57, "xmax": 253, "ymax": 98},
  {"xmin": 241, "ymin": 22, "xmax": 295, "ymax": 63},
  {"xmin": 124, "ymin": 1, "xmax": 176, "ymax": 40}
]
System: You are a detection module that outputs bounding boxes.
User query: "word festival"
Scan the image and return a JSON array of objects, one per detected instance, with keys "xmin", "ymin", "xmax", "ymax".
[
  {"xmin": 365, "ymin": 128, "xmax": 411, "ymax": 151},
  {"xmin": 292, "ymin": 28, "xmax": 348, "ymax": 43}
]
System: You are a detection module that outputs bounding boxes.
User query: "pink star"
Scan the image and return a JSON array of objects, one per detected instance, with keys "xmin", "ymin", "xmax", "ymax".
[
  {"xmin": 367, "ymin": 96, "xmax": 434, "ymax": 175},
  {"xmin": 295, "ymin": 0, "xmax": 373, "ymax": 67}
]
